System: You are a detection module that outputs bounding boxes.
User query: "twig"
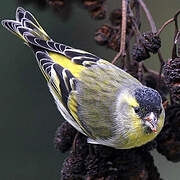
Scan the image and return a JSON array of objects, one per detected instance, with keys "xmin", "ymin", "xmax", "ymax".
[
  {"xmin": 158, "ymin": 50, "xmax": 165, "ymax": 65},
  {"xmin": 125, "ymin": 44, "xmax": 131, "ymax": 69},
  {"xmin": 172, "ymin": 10, "xmax": 180, "ymax": 58},
  {"xmin": 134, "ymin": 0, "xmax": 141, "ymax": 28},
  {"xmin": 112, "ymin": 0, "xmax": 127, "ymax": 64},
  {"xmin": 156, "ymin": 18, "xmax": 174, "ymax": 36},
  {"xmin": 138, "ymin": 62, "xmax": 143, "ymax": 82},
  {"xmin": 72, "ymin": 132, "xmax": 79, "ymax": 153},
  {"xmin": 174, "ymin": 10, "xmax": 180, "ymax": 32},
  {"xmin": 138, "ymin": 0, "xmax": 157, "ymax": 33},
  {"xmin": 157, "ymin": 50, "xmax": 165, "ymax": 85},
  {"xmin": 174, "ymin": 31, "xmax": 180, "ymax": 44},
  {"xmin": 142, "ymin": 64, "xmax": 161, "ymax": 77},
  {"xmin": 125, "ymin": 30, "xmax": 135, "ymax": 69},
  {"xmin": 128, "ymin": 3, "xmax": 142, "ymax": 38},
  {"xmin": 174, "ymin": 31, "xmax": 180, "ymax": 57},
  {"xmin": 156, "ymin": 10, "xmax": 180, "ymax": 36}
]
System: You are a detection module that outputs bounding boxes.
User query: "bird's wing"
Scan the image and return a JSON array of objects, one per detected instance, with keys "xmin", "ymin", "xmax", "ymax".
[
  {"xmin": 23, "ymin": 33, "xmax": 102, "ymax": 67},
  {"xmin": 33, "ymin": 47, "xmax": 93, "ymax": 137}
]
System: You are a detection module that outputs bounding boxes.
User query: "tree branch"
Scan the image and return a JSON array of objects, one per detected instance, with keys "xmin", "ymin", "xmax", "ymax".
[
  {"xmin": 138, "ymin": 0, "xmax": 157, "ymax": 33},
  {"xmin": 112, "ymin": 0, "xmax": 127, "ymax": 64}
]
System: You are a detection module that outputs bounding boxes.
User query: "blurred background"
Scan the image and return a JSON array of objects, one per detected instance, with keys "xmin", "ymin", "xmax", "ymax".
[{"xmin": 0, "ymin": 0, "xmax": 180, "ymax": 179}]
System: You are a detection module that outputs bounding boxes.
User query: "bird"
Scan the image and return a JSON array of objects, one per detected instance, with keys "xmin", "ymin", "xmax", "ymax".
[{"xmin": 1, "ymin": 7, "xmax": 165, "ymax": 149}]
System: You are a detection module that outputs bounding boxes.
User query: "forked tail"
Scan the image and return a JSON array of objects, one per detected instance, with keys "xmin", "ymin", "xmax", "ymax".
[{"xmin": 1, "ymin": 7, "xmax": 51, "ymax": 44}]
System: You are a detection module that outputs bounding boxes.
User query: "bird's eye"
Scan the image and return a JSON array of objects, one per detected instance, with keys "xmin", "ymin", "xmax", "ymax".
[
  {"xmin": 134, "ymin": 107, "xmax": 140, "ymax": 113},
  {"xmin": 159, "ymin": 108, "xmax": 162, "ymax": 114},
  {"xmin": 156, "ymin": 108, "xmax": 162, "ymax": 115}
]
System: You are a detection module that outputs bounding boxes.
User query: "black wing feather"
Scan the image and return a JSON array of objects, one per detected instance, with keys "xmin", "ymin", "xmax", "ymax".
[{"xmin": 24, "ymin": 34, "xmax": 101, "ymax": 67}]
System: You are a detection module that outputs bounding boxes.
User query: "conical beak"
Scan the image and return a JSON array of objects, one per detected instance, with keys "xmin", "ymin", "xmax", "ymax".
[{"xmin": 144, "ymin": 112, "xmax": 158, "ymax": 133}]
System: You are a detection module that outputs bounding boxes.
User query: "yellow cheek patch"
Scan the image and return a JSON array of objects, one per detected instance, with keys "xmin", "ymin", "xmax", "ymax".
[
  {"xmin": 122, "ymin": 92, "xmax": 139, "ymax": 108},
  {"xmin": 49, "ymin": 52, "xmax": 86, "ymax": 78}
]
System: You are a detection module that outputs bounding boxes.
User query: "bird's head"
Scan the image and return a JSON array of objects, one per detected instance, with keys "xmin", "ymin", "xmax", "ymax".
[
  {"xmin": 132, "ymin": 87, "xmax": 165, "ymax": 134},
  {"xmin": 115, "ymin": 86, "xmax": 165, "ymax": 148},
  {"xmin": 116, "ymin": 86, "xmax": 165, "ymax": 137}
]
